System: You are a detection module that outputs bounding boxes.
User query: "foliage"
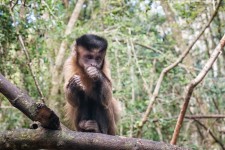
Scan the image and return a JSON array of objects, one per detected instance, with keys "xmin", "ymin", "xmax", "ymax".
[{"xmin": 0, "ymin": 0, "xmax": 225, "ymax": 149}]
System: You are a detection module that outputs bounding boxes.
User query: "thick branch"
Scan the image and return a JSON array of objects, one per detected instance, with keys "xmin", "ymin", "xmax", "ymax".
[
  {"xmin": 170, "ymin": 34, "xmax": 225, "ymax": 145},
  {"xmin": 136, "ymin": 0, "xmax": 222, "ymax": 138},
  {"xmin": 0, "ymin": 74, "xmax": 60, "ymax": 130},
  {"xmin": 0, "ymin": 128, "xmax": 187, "ymax": 150}
]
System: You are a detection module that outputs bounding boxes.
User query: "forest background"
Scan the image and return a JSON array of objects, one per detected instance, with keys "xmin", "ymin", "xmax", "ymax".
[{"xmin": 0, "ymin": 0, "xmax": 225, "ymax": 149}]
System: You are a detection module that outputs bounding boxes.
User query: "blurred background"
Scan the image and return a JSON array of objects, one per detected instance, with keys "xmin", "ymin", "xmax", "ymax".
[{"xmin": 0, "ymin": 0, "xmax": 225, "ymax": 149}]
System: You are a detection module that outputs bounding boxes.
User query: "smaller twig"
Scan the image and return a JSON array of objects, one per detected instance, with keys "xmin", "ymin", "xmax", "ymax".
[
  {"xmin": 18, "ymin": 35, "xmax": 45, "ymax": 103},
  {"xmin": 130, "ymin": 39, "xmax": 149, "ymax": 92},
  {"xmin": 42, "ymin": 0, "xmax": 58, "ymax": 19},
  {"xmin": 112, "ymin": 39, "xmax": 163, "ymax": 54},
  {"xmin": 212, "ymin": 98, "xmax": 220, "ymax": 113},
  {"xmin": 219, "ymin": 130, "xmax": 225, "ymax": 134},
  {"xmin": 185, "ymin": 115, "xmax": 225, "ymax": 119},
  {"xmin": 194, "ymin": 119, "xmax": 225, "ymax": 150},
  {"xmin": 0, "ymin": 106, "xmax": 15, "ymax": 109},
  {"xmin": 10, "ymin": 0, "xmax": 19, "ymax": 10},
  {"xmin": 9, "ymin": 8, "xmax": 45, "ymax": 103},
  {"xmin": 148, "ymin": 115, "xmax": 225, "ymax": 123},
  {"xmin": 134, "ymin": 42, "xmax": 163, "ymax": 54}
]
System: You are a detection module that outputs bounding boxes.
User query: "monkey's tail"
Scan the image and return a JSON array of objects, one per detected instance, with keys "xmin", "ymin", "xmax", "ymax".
[{"xmin": 112, "ymin": 98, "xmax": 121, "ymax": 123}]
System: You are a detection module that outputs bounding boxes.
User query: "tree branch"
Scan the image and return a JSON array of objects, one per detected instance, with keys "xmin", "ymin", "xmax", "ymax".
[
  {"xmin": 150, "ymin": 115, "xmax": 225, "ymax": 123},
  {"xmin": 0, "ymin": 128, "xmax": 187, "ymax": 150},
  {"xmin": 0, "ymin": 74, "xmax": 60, "ymax": 130},
  {"xmin": 136, "ymin": 0, "xmax": 222, "ymax": 138},
  {"xmin": 194, "ymin": 119, "xmax": 224, "ymax": 150},
  {"xmin": 185, "ymin": 115, "xmax": 225, "ymax": 119},
  {"xmin": 112, "ymin": 39, "xmax": 163, "ymax": 54},
  {"xmin": 170, "ymin": 34, "xmax": 225, "ymax": 145}
]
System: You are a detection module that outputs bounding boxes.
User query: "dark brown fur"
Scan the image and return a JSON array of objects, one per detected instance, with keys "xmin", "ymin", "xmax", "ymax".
[{"xmin": 64, "ymin": 46, "xmax": 120, "ymax": 135}]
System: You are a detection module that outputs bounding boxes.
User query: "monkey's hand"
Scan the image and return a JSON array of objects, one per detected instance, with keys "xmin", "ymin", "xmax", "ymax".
[
  {"xmin": 79, "ymin": 120, "xmax": 100, "ymax": 133},
  {"xmin": 67, "ymin": 75, "xmax": 85, "ymax": 91},
  {"xmin": 85, "ymin": 66, "xmax": 102, "ymax": 81}
]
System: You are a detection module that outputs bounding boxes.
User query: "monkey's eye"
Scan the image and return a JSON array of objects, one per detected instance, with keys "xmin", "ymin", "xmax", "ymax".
[
  {"xmin": 86, "ymin": 55, "xmax": 93, "ymax": 59},
  {"xmin": 96, "ymin": 57, "xmax": 102, "ymax": 62}
]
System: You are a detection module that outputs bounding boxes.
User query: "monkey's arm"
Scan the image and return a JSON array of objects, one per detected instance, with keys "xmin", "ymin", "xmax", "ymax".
[
  {"xmin": 65, "ymin": 75, "xmax": 85, "ymax": 107},
  {"xmin": 85, "ymin": 66, "xmax": 112, "ymax": 102},
  {"xmin": 64, "ymin": 55, "xmax": 85, "ymax": 106},
  {"xmin": 100, "ymin": 78, "xmax": 112, "ymax": 103}
]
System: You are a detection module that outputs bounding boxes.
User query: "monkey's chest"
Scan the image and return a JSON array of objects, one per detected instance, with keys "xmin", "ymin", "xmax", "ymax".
[
  {"xmin": 80, "ymin": 76, "xmax": 95, "ymax": 90},
  {"xmin": 79, "ymin": 99, "xmax": 104, "ymax": 119}
]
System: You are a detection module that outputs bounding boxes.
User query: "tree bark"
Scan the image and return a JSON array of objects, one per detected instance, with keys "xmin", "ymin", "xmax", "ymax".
[
  {"xmin": 0, "ymin": 128, "xmax": 187, "ymax": 150},
  {"xmin": 0, "ymin": 74, "xmax": 60, "ymax": 130}
]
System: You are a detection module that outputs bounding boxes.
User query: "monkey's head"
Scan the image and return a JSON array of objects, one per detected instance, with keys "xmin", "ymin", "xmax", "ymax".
[{"xmin": 75, "ymin": 34, "xmax": 108, "ymax": 70}]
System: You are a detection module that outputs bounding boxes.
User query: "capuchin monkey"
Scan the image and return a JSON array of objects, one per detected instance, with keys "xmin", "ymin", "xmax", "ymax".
[{"xmin": 64, "ymin": 34, "xmax": 120, "ymax": 135}]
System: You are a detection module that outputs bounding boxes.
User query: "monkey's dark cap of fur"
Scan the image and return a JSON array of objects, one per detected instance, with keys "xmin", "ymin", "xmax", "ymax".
[{"xmin": 76, "ymin": 34, "xmax": 108, "ymax": 51}]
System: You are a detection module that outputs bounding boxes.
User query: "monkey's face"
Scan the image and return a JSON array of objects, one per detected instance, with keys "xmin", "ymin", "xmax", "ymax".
[{"xmin": 77, "ymin": 46, "xmax": 106, "ymax": 70}]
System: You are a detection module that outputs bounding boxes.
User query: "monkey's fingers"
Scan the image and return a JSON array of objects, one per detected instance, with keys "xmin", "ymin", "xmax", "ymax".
[
  {"xmin": 74, "ymin": 76, "xmax": 85, "ymax": 90},
  {"xmin": 69, "ymin": 75, "xmax": 85, "ymax": 90},
  {"xmin": 73, "ymin": 75, "xmax": 82, "ymax": 85},
  {"xmin": 86, "ymin": 66, "xmax": 101, "ymax": 80},
  {"xmin": 78, "ymin": 120, "xmax": 86, "ymax": 129},
  {"xmin": 84, "ymin": 120, "xmax": 100, "ymax": 132},
  {"xmin": 67, "ymin": 76, "xmax": 77, "ymax": 88}
]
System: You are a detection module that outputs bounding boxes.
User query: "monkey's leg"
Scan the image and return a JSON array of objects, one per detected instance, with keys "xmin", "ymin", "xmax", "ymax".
[{"xmin": 93, "ymin": 106, "xmax": 109, "ymax": 134}]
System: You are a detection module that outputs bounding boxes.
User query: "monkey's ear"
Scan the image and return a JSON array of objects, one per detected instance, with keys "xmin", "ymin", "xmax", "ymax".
[
  {"xmin": 70, "ymin": 41, "xmax": 77, "ymax": 53},
  {"xmin": 73, "ymin": 44, "xmax": 78, "ymax": 55}
]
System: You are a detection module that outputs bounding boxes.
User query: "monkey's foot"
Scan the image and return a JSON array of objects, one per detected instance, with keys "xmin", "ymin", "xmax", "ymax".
[{"xmin": 79, "ymin": 120, "xmax": 100, "ymax": 133}]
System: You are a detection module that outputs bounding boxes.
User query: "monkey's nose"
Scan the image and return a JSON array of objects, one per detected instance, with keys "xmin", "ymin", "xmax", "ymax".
[{"xmin": 91, "ymin": 63, "xmax": 97, "ymax": 67}]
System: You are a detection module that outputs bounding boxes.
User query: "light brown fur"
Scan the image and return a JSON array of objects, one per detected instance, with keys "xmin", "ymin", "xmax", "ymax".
[{"xmin": 64, "ymin": 52, "xmax": 120, "ymax": 132}]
